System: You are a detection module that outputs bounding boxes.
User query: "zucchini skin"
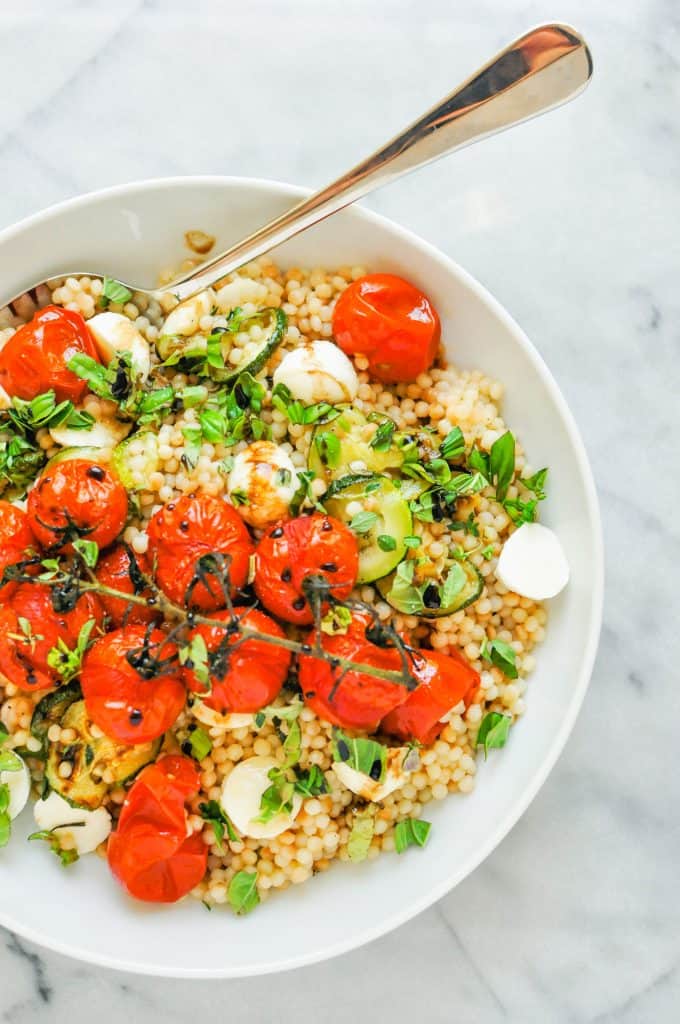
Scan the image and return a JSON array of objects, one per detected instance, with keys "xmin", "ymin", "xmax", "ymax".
[
  {"xmin": 377, "ymin": 559, "xmax": 483, "ymax": 617},
  {"xmin": 207, "ymin": 307, "xmax": 287, "ymax": 384},
  {"xmin": 31, "ymin": 682, "xmax": 83, "ymax": 749}
]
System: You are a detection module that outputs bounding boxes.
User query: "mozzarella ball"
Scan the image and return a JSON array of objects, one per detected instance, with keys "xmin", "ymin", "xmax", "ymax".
[
  {"xmin": 161, "ymin": 289, "xmax": 215, "ymax": 337},
  {"xmin": 33, "ymin": 792, "xmax": 112, "ymax": 855},
  {"xmin": 496, "ymin": 522, "xmax": 569, "ymax": 600},
  {"xmin": 220, "ymin": 755, "xmax": 302, "ymax": 840},
  {"xmin": 86, "ymin": 312, "xmax": 151, "ymax": 381},
  {"xmin": 227, "ymin": 441, "xmax": 299, "ymax": 528},
  {"xmin": 331, "ymin": 746, "xmax": 413, "ymax": 802},
  {"xmin": 273, "ymin": 340, "xmax": 358, "ymax": 405}
]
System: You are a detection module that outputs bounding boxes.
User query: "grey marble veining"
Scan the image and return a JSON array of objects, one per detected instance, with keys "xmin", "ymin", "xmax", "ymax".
[{"xmin": 1, "ymin": 0, "xmax": 678, "ymax": 1020}]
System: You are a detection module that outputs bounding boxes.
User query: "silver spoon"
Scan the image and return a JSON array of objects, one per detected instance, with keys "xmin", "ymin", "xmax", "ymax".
[{"xmin": 0, "ymin": 23, "xmax": 592, "ymax": 320}]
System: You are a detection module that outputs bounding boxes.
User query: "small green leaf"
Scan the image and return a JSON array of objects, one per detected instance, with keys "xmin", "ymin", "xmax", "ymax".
[
  {"xmin": 73, "ymin": 539, "xmax": 99, "ymax": 568},
  {"xmin": 377, "ymin": 534, "xmax": 397, "ymax": 552},
  {"xmin": 253, "ymin": 700, "xmax": 303, "ymax": 726},
  {"xmin": 347, "ymin": 808, "xmax": 375, "ymax": 863},
  {"xmin": 199, "ymin": 800, "xmax": 239, "ymax": 851},
  {"xmin": 186, "ymin": 727, "xmax": 212, "ymax": 761},
  {"xmin": 503, "ymin": 497, "xmax": 538, "ymax": 526},
  {"xmin": 489, "ymin": 431, "xmax": 515, "ymax": 502},
  {"xmin": 293, "ymin": 765, "xmax": 328, "ymax": 797},
  {"xmin": 394, "ymin": 818, "xmax": 431, "ymax": 853},
  {"xmin": 369, "ymin": 419, "xmax": 396, "ymax": 452},
  {"xmin": 228, "ymin": 870, "xmax": 260, "ymax": 915},
  {"xmin": 441, "ymin": 562, "xmax": 466, "ymax": 607},
  {"xmin": 282, "ymin": 719, "xmax": 302, "ymax": 769},
  {"xmin": 521, "ymin": 467, "xmax": 548, "ymax": 500},
  {"xmin": 332, "ymin": 729, "xmax": 387, "ymax": 782},
  {"xmin": 28, "ymin": 829, "xmax": 80, "ymax": 866},
  {"xmin": 476, "ymin": 712, "xmax": 511, "ymax": 758},
  {"xmin": 349, "ymin": 510, "xmax": 378, "ymax": 535},
  {"xmin": 481, "ymin": 638, "xmax": 518, "ymax": 679},
  {"xmin": 315, "ymin": 431, "xmax": 341, "ymax": 468},
  {"xmin": 387, "ymin": 560, "xmax": 425, "ymax": 615},
  {"xmin": 403, "ymin": 535, "xmax": 421, "ymax": 549},
  {"xmin": 467, "ymin": 446, "xmax": 490, "ymax": 478},
  {"xmin": 439, "ymin": 427, "xmax": 465, "ymax": 463},
  {"xmin": 320, "ymin": 605, "xmax": 352, "ymax": 636},
  {"xmin": 101, "ymin": 277, "xmax": 133, "ymax": 307}
]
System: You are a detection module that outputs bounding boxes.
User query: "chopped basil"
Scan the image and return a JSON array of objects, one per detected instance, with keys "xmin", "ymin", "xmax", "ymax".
[
  {"xmin": 488, "ymin": 431, "xmax": 515, "ymax": 501},
  {"xmin": 503, "ymin": 496, "xmax": 538, "ymax": 526},
  {"xmin": 271, "ymin": 382, "xmax": 339, "ymax": 426},
  {"xmin": 369, "ymin": 419, "xmax": 396, "ymax": 452},
  {"xmin": 441, "ymin": 562, "xmax": 466, "ymax": 607},
  {"xmin": 28, "ymin": 828, "xmax": 80, "ymax": 866},
  {"xmin": 347, "ymin": 808, "xmax": 375, "ymax": 863},
  {"xmin": 521, "ymin": 467, "xmax": 548, "ymax": 499},
  {"xmin": 476, "ymin": 711, "xmax": 511, "ymax": 758},
  {"xmin": 101, "ymin": 277, "xmax": 132, "ymax": 307},
  {"xmin": 0, "ymin": 434, "xmax": 46, "ymax": 498},
  {"xmin": 199, "ymin": 800, "xmax": 239, "ymax": 852},
  {"xmin": 388, "ymin": 560, "xmax": 425, "ymax": 615},
  {"xmin": 255, "ymin": 770, "xmax": 295, "ymax": 824},
  {"xmin": 72, "ymin": 539, "xmax": 99, "ymax": 569},
  {"xmin": 332, "ymin": 729, "xmax": 387, "ymax": 782},
  {"xmin": 315, "ymin": 431, "xmax": 341, "ymax": 468},
  {"xmin": 282, "ymin": 719, "xmax": 302, "ymax": 768},
  {"xmin": 481, "ymin": 544, "xmax": 495, "ymax": 560},
  {"xmin": 294, "ymin": 765, "xmax": 328, "ymax": 798},
  {"xmin": 349, "ymin": 510, "xmax": 378, "ymax": 535},
  {"xmin": 480, "ymin": 638, "xmax": 518, "ymax": 679},
  {"xmin": 5, "ymin": 391, "xmax": 95, "ymax": 434},
  {"xmin": 403, "ymin": 535, "xmax": 421, "ymax": 549},
  {"xmin": 320, "ymin": 605, "xmax": 352, "ymax": 635},
  {"xmin": 230, "ymin": 490, "xmax": 249, "ymax": 506},
  {"xmin": 253, "ymin": 700, "xmax": 303, "ymax": 728},
  {"xmin": 467, "ymin": 446, "xmax": 490, "ymax": 478},
  {"xmin": 439, "ymin": 426, "xmax": 465, "ymax": 463},
  {"xmin": 394, "ymin": 818, "xmax": 431, "ymax": 853},
  {"xmin": 228, "ymin": 870, "xmax": 260, "ymax": 915},
  {"xmin": 179, "ymin": 633, "xmax": 210, "ymax": 688},
  {"xmin": 46, "ymin": 619, "xmax": 96, "ymax": 684},
  {"xmin": 377, "ymin": 534, "xmax": 397, "ymax": 552},
  {"xmin": 186, "ymin": 727, "xmax": 212, "ymax": 761}
]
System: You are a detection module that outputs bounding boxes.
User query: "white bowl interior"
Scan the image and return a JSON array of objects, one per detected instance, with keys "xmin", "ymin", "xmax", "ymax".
[{"xmin": 0, "ymin": 178, "xmax": 602, "ymax": 977}]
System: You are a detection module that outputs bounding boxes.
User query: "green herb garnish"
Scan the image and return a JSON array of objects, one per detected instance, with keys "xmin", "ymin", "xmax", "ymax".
[
  {"xmin": 199, "ymin": 800, "xmax": 239, "ymax": 852},
  {"xmin": 440, "ymin": 427, "xmax": 465, "ymax": 463},
  {"xmin": 369, "ymin": 419, "xmax": 396, "ymax": 452},
  {"xmin": 476, "ymin": 712, "xmax": 512, "ymax": 758},
  {"xmin": 394, "ymin": 818, "xmax": 431, "ymax": 853},
  {"xmin": 72, "ymin": 539, "xmax": 99, "ymax": 568},
  {"xmin": 46, "ymin": 619, "xmax": 96, "ymax": 684},
  {"xmin": 480, "ymin": 638, "xmax": 518, "ymax": 679},
  {"xmin": 377, "ymin": 534, "xmax": 397, "ymax": 552},
  {"xmin": 228, "ymin": 870, "xmax": 260, "ymax": 915},
  {"xmin": 186, "ymin": 727, "xmax": 212, "ymax": 761},
  {"xmin": 332, "ymin": 729, "xmax": 387, "ymax": 782},
  {"xmin": 101, "ymin": 277, "xmax": 133, "ymax": 307},
  {"xmin": 349, "ymin": 510, "xmax": 378, "ymax": 535}
]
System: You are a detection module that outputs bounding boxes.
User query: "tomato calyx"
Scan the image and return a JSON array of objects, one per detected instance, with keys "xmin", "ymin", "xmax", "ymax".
[{"xmin": 124, "ymin": 624, "xmax": 180, "ymax": 680}]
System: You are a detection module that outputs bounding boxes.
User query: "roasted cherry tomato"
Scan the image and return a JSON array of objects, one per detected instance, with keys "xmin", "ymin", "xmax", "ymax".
[
  {"xmin": 183, "ymin": 607, "xmax": 291, "ymax": 712},
  {"xmin": 147, "ymin": 494, "xmax": 254, "ymax": 612},
  {"xmin": 81, "ymin": 625, "xmax": 185, "ymax": 743},
  {"xmin": 332, "ymin": 273, "xmax": 441, "ymax": 384},
  {"xmin": 95, "ymin": 544, "xmax": 158, "ymax": 627},
  {"xmin": 299, "ymin": 609, "xmax": 411, "ymax": 731},
  {"xmin": 0, "ymin": 501, "xmax": 38, "ymax": 599},
  {"xmin": 381, "ymin": 648, "xmax": 480, "ymax": 745},
  {"xmin": 0, "ymin": 305, "xmax": 101, "ymax": 403},
  {"xmin": 27, "ymin": 459, "xmax": 128, "ymax": 552},
  {"xmin": 254, "ymin": 513, "xmax": 358, "ymax": 625},
  {"xmin": 0, "ymin": 582, "xmax": 104, "ymax": 691},
  {"xmin": 108, "ymin": 755, "xmax": 208, "ymax": 904}
]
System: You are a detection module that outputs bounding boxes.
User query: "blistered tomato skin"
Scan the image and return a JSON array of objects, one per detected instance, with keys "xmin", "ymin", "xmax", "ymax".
[
  {"xmin": 0, "ymin": 305, "xmax": 101, "ymax": 403},
  {"xmin": 95, "ymin": 544, "xmax": 159, "ymax": 627},
  {"xmin": 254, "ymin": 513, "xmax": 359, "ymax": 625},
  {"xmin": 298, "ymin": 609, "xmax": 410, "ymax": 731},
  {"xmin": 81, "ymin": 626, "xmax": 186, "ymax": 744},
  {"xmin": 0, "ymin": 583, "xmax": 104, "ymax": 691},
  {"xmin": 108, "ymin": 755, "xmax": 208, "ymax": 904},
  {"xmin": 27, "ymin": 459, "xmax": 128, "ymax": 552},
  {"xmin": 0, "ymin": 501, "xmax": 38, "ymax": 599},
  {"xmin": 147, "ymin": 494, "xmax": 254, "ymax": 612},
  {"xmin": 332, "ymin": 273, "xmax": 441, "ymax": 384},
  {"xmin": 183, "ymin": 607, "xmax": 291, "ymax": 713},
  {"xmin": 381, "ymin": 648, "xmax": 480, "ymax": 745}
]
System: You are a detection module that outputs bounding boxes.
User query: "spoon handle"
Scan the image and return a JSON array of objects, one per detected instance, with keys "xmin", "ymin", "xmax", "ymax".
[{"xmin": 174, "ymin": 23, "xmax": 592, "ymax": 300}]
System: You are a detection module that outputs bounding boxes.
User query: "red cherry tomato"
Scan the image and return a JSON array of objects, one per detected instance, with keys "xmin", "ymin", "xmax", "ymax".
[
  {"xmin": 381, "ymin": 648, "xmax": 480, "ymax": 745},
  {"xmin": 0, "ymin": 582, "xmax": 104, "ymax": 691},
  {"xmin": 183, "ymin": 607, "xmax": 291, "ymax": 713},
  {"xmin": 81, "ymin": 625, "xmax": 185, "ymax": 743},
  {"xmin": 254, "ymin": 513, "xmax": 358, "ymax": 625},
  {"xmin": 0, "ymin": 501, "xmax": 38, "ymax": 600},
  {"xmin": 147, "ymin": 495, "xmax": 254, "ymax": 612},
  {"xmin": 108, "ymin": 755, "xmax": 208, "ymax": 904},
  {"xmin": 27, "ymin": 459, "xmax": 128, "ymax": 552},
  {"xmin": 95, "ymin": 544, "xmax": 158, "ymax": 627},
  {"xmin": 0, "ymin": 305, "xmax": 101, "ymax": 403},
  {"xmin": 299, "ymin": 609, "xmax": 411, "ymax": 731},
  {"xmin": 332, "ymin": 273, "xmax": 441, "ymax": 384}
]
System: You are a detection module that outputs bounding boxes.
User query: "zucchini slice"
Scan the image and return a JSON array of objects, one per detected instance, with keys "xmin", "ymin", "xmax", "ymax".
[
  {"xmin": 44, "ymin": 699, "xmax": 160, "ymax": 810},
  {"xmin": 156, "ymin": 307, "xmax": 286, "ymax": 384},
  {"xmin": 308, "ymin": 409, "xmax": 403, "ymax": 486},
  {"xmin": 45, "ymin": 445, "xmax": 110, "ymax": 468},
  {"xmin": 111, "ymin": 431, "xmax": 160, "ymax": 490},
  {"xmin": 324, "ymin": 475, "xmax": 412, "ymax": 583},
  {"xmin": 31, "ymin": 681, "xmax": 82, "ymax": 749},
  {"xmin": 377, "ymin": 557, "xmax": 483, "ymax": 617}
]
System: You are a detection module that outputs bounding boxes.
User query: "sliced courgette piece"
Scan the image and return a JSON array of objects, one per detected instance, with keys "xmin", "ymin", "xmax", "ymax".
[
  {"xmin": 45, "ymin": 445, "xmax": 109, "ymax": 468},
  {"xmin": 111, "ymin": 431, "xmax": 160, "ymax": 490},
  {"xmin": 324, "ymin": 475, "xmax": 412, "ymax": 583},
  {"xmin": 31, "ymin": 681, "xmax": 82, "ymax": 748},
  {"xmin": 308, "ymin": 409, "xmax": 403, "ymax": 486},
  {"xmin": 377, "ymin": 557, "xmax": 483, "ymax": 617},
  {"xmin": 44, "ymin": 699, "xmax": 161, "ymax": 810}
]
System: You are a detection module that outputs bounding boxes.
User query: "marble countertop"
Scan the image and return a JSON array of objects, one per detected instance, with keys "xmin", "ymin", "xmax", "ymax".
[{"xmin": 1, "ymin": 0, "xmax": 678, "ymax": 1020}]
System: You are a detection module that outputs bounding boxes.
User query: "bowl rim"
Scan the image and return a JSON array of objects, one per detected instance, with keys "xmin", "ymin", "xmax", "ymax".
[{"xmin": 0, "ymin": 175, "xmax": 604, "ymax": 977}]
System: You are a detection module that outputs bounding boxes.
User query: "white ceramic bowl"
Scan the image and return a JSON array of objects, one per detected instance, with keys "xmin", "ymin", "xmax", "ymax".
[{"xmin": 0, "ymin": 177, "xmax": 603, "ymax": 977}]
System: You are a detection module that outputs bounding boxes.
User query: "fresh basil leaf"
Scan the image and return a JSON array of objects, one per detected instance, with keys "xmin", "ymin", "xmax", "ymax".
[
  {"xmin": 377, "ymin": 534, "xmax": 396, "ymax": 552},
  {"xmin": 349, "ymin": 510, "xmax": 378, "ymax": 535},
  {"xmin": 467, "ymin": 447, "xmax": 490, "ymax": 478},
  {"xmin": 228, "ymin": 870, "xmax": 260, "ymax": 915},
  {"xmin": 199, "ymin": 800, "xmax": 239, "ymax": 851},
  {"xmin": 256, "ymin": 770, "xmax": 295, "ymax": 823},
  {"xmin": 439, "ymin": 427, "xmax": 465, "ymax": 463},
  {"xmin": 332, "ymin": 729, "xmax": 386, "ymax": 782},
  {"xmin": 441, "ymin": 562, "xmax": 466, "ymax": 607},
  {"xmin": 388, "ymin": 560, "xmax": 425, "ymax": 615},
  {"xmin": 293, "ymin": 765, "xmax": 328, "ymax": 797},
  {"xmin": 403, "ymin": 535, "xmax": 421, "ymax": 549},
  {"xmin": 186, "ymin": 727, "xmax": 212, "ymax": 761},
  {"xmin": 347, "ymin": 808, "xmax": 375, "ymax": 863},
  {"xmin": 282, "ymin": 719, "xmax": 302, "ymax": 769},
  {"xmin": 46, "ymin": 619, "xmax": 96, "ymax": 683},
  {"xmin": 253, "ymin": 700, "xmax": 303, "ymax": 727},
  {"xmin": 66, "ymin": 354, "xmax": 113, "ymax": 398},
  {"xmin": 476, "ymin": 711, "xmax": 511, "ymax": 758},
  {"xmin": 369, "ymin": 419, "xmax": 396, "ymax": 452},
  {"xmin": 394, "ymin": 818, "xmax": 431, "ymax": 853},
  {"xmin": 315, "ymin": 431, "xmax": 341, "ymax": 468},
  {"xmin": 503, "ymin": 497, "xmax": 539, "ymax": 526},
  {"xmin": 28, "ymin": 829, "xmax": 80, "ymax": 866},
  {"xmin": 489, "ymin": 431, "xmax": 515, "ymax": 501},
  {"xmin": 521, "ymin": 467, "xmax": 548, "ymax": 500},
  {"xmin": 480, "ymin": 638, "xmax": 518, "ymax": 679},
  {"xmin": 101, "ymin": 277, "xmax": 133, "ymax": 307}
]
